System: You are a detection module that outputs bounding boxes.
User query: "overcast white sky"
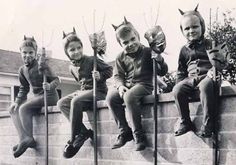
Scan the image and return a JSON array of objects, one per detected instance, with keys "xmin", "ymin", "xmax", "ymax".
[{"xmin": 0, "ymin": 0, "xmax": 235, "ymax": 71}]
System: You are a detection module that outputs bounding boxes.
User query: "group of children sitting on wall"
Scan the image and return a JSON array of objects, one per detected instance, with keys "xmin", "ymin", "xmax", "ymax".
[{"xmin": 8, "ymin": 5, "xmax": 229, "ymax": 158}]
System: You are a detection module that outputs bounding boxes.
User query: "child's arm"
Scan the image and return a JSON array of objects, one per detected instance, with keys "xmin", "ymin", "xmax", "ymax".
[
  {"xmin": 113, "ymin": 57, "xmax": 126, "ymax": 89},
  {"xmin": 15, "ymin": 68, "xmax": 30, "ymax": 105},
  {"xmin": 96, "ymin": 58, "xmax": 113, "ymax": 82},
  {"xmin": 176, "ymin": 49, "xmax": 188, "ymax": 83},
  {"xmin": 152, "ymin": 51, "xmax": 168, "ymax": 77},
  {"xmin": 41, "ymin": 59, "xmax": 60, "ymax": 91}
]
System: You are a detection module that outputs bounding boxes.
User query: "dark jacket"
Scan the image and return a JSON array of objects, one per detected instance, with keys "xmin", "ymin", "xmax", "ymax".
[
  {"xmin": 15, "ymin": 59, "xmax": 60, "ymax": 104},
  {"xmin": 176, "ymin": 39, "xmax": 213, "ymax": 83},
  {"xmin": 114, "ymin": 45, "xmax": 168, "ymax": 89},
  {"xmin": 69, "ymin": 55, "xmax": 113, "ymax": 92}
]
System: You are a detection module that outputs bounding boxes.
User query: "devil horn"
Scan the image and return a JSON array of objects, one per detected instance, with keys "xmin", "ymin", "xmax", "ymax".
[
  {"xmin": 124, "ymin": 16, "xmax": 128, "ymax": 24},
  {"xmin": 73, "ymin": 27, "xmax": 76, "ymax": 33},
  {"xmin": 194, "ymin": 4, "xmax": 199, "ymax": 11},
  {"xmin": 112, "ymin": 24, "xmax": 118, "ymax": 31},
  {"xmin": 63, "ymin": 31, "xmax": 66, "ymax": 39},
  {"xmin": 178, "ymin": 9, "xmax": 185, "ymax": 15}
]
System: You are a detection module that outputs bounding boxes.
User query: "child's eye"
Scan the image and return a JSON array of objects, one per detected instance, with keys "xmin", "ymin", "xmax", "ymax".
[
  {"xmin": 69, "ymin": 48, "xmax": 75, "ymax": 52},
  {"xmin": 131, "ymin": 37, "xmax": 136, "ymax": 41},
  {"xmin": 192, "ymin": 25, "xmax": 199, "ymax": 29},
  {"xmin": 184, "ymin": 27, "xmax": 190, "ymax": 31}
]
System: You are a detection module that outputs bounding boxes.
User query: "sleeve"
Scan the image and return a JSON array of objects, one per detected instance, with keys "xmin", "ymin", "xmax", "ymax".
[
  {"xmin": 15, "ymin": 67, "xmax": 30, "ymax": 104},
  {"xmin": 43, "ymin": 62, "xmax": 60, "ymax": 90},
  {"xmin": 176, "ymin": 48, "xmax": 188, "ymax": 83},
  {"xmin": 97, "ymin": 58, "xmax": 113, "ymax": 82},
  {"xmin": 113, "ymin": 56, "xmax": 126, "ymax": 89},
  {"xmin": 156, "ymin": 56, "xmax": 168, "ymax": 77}
]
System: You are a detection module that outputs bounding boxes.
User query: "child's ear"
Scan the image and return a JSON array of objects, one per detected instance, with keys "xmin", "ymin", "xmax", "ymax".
[
  {"xmin": 63, "ymin": 31, "xmax": 66, "ymax": 39},
  {"xmin": 178, "ymin": 9, "xmax": 185, "ymax": 15},
  {"xmin": 112, "ymin": 24, "xmax": 118, "ymax": 31}
]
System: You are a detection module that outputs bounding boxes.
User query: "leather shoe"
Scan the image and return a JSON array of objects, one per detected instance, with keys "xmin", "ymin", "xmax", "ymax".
[
  {"xmin": 175, "ymin": 121, "xmax": 195, "ymax": 136},
  {"xmin": 112, "ymin": 131, "xmax": 133, "ymax": 149},
  {"xmin": 13, "ymin": 137, "xmax": 36, "ymax": 158}
]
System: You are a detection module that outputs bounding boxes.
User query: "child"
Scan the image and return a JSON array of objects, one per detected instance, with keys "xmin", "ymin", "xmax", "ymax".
[
  {"xmin": 8, "ymin": 36, "xmax": 59, "ymax": 158},
  {"xmin": 173, "ymin": 5, "xmax": 219, "ymax": 138},
  {"xmin": 57, "ymin": 28, "xmax": 112, "ymax": 158},
  {"xmin": 106, "ymin": 17, "xmax": 168, "ymax": 151}
]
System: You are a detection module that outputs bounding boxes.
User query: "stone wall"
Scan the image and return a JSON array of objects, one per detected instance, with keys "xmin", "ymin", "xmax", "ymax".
[{"xmin": 0, "ymin": 86, "xmax": 236, "ymax": 165}]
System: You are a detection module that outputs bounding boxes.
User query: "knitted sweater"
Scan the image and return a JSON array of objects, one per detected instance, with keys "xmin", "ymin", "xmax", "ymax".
[
  {"xmin": 114, "ymin": 45, "xmax": 168, "ymax": 89},
  {"xmin": 15, "ymin": 59, "xmax": 59, "ymax": 104},
  {"xmin": 176, "ymin": 39, "xmax": 212, "ymax": 83},
  {"xmin": 69, "ymin": 55, "xmax": 113, "ymax": 92}
]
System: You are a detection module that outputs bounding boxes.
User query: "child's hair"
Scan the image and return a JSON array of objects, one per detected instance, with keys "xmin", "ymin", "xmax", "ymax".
[
  {"xmin": 62, "ymin": 27, "xmax": 83, "ymax": 57},
  {"xmin": 179, "ymin": 4, "xmax": 205, "ymax": 36},
  {"xmin": 20, "ymin": 36, "xmax": 38, "ymax": 51},
  {"xmin": 112, "ymin": 17, "xmax": 140, "ymax": 45}
]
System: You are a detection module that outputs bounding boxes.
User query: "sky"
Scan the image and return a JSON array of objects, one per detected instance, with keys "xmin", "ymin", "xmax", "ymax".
[{"xmin": 0, "ymin": 0, "xmax": 235, "ymax": 71}]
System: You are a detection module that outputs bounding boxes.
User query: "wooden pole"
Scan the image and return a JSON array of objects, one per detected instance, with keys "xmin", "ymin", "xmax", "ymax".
[
  {"xmin": 153, "ymin": 58, "xmax": 158, "ymax": 165},
  {"xmin": 42, "ymin": 47, "xmax": 48, "ymax": 165}
]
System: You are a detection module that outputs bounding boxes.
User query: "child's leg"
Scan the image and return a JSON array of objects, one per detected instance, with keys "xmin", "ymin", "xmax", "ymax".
[
  {"xmin": 69, "ymin": 90, "xmax": 94, "ymax": 142},
  {"xmin": 172, "ymin": 78, "xmax": 195, "ymax": 123},
  {"xmin": 123, "ymin": 84, "xmax": 152, "ymax": 136},
  {"xmin": 123, "ymin": 84, "xmax": 152, "ymax": 151},
  {"xmin": 106, "ymin": 88, "xmax": 131, "ymax": 134},
  {"xmin": 9, "ymin": 106, "xmax": 28, "ymax": 141},
  {"xmin": 19, "ymin": 95, "xmax": 44, "ymax": 138},
  {"xmin": 172, "ymin": 78, "xmax": 196, "ymax": 136},
  {"xmin": 198, "ymin": 77, "xmax": 215, "ymax": 133}
]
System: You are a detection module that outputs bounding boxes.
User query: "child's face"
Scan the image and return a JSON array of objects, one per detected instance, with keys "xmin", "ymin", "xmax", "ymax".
[
  {"xmin": 181, "ymin": 15, "xmax": 202, "ymax": 42},
  {"xmin": 66, "ymin": 41, "xmax": 83, "ymax": 61},
  {"xmin": 20, "ymin": 46, "xmax": 36, "ymax": 66},
  {"xmin": 119, "ymin": 31, "xmax": 141, "ymax": 54}
]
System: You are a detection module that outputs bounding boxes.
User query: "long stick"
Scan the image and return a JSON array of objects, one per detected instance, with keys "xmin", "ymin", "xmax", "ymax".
[
  {"xmin": 153, "ymin": 58, "xmax": 158, "ymax": 165},
  {"xmin": 93, "ymin": 34, "xmax": 98, "ymax": 165},
  {"xmin": 42, "ymin": 47, "xmax": 49, "ymax": 165}
]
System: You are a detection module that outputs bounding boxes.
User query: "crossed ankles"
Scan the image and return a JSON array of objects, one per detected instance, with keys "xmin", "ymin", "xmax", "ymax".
[
  {"xmin": 13, "ymin": 137, "xmax": 36, "ymax": 158},
  {"xmin": 63, "ymin": 129, "xmax": 93, "ymax": 159}
]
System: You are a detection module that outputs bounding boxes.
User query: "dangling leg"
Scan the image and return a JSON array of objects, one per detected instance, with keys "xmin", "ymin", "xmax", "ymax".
[
  {"xmin": 123, "ymin": 84, "xmax": 152, "ymax": 151},
  {"xmin": 106, "ymin": 88, "xmax": 133, "ymax": 149},
  {"xmin": 13, "ymin": 95, "xmax": 45, "ymax": 158},
  {"xmin": 198, "ymin": 77, "xmax": 215, "ymax": 138},
  {"xmin": 173, "ymin": 78, "xmax": 196, "ymax": 136}
]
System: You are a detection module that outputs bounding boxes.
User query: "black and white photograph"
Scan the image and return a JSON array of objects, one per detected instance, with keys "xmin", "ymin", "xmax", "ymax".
[{"xmin": 0, "ymin": 0, "xmax": 235, "ymax": 164}]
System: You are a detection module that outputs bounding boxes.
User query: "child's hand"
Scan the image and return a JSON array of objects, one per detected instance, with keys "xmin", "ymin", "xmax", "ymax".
[
  {"xmin": 43, "ymin": 82, "xmax": 51, "ymax": 91},
  {"xmin": 9, "ymin": 103, "xmax": 20, "ymax": 114},
  {"xmin": 92, "ymin": 71, "xmax": 101, "ymax": 81},
  {"xmin": 151, "ymin": 51, "xmax": 163, "ymax": 62},
  {"xmin": 118, "ymin": 85, "xmax": 128, "ymax": 98},
  {"xmin": 207, "ymin": 69, "xmax": 221, "ymax": 82}
]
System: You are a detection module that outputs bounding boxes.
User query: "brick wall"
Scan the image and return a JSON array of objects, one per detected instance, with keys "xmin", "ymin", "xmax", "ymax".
[{"xmin": 0, "ymin": 86, "xmax": 236, "ymax": 165}]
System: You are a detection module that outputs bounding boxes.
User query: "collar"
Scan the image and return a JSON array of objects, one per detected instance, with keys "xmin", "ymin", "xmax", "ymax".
[
  {"xmin": 71, "ymin": 56, "xmax": 85, "ymax": 66},
  {"xmin": 124, "ymin": 45, "xmax": 143, "ymax": 57},
  {"xmin": 185, "ymin": 37, "xmax": 205, "ymax": 49}
]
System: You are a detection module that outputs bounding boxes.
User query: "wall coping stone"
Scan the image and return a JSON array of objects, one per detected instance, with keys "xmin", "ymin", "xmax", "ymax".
[{"xmin": 0, "ymin": 86, "xmax": 236, "ymax": 118}]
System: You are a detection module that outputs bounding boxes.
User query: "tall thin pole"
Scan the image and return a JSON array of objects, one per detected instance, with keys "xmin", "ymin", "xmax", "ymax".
[
  {"xmin": 153, "ymin": 58, "xmax": 158, "ymax": 165},
  {"xmin": 42, "ymin": 47, "xmax": 48, "ymax": 165},
  {"xmin": 209, "ymin": 8, "xmax": 219, "ymax": 165},
  {"xmin": 93, "ymin": 10, "xmax": 98, "ymax": 165}
]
